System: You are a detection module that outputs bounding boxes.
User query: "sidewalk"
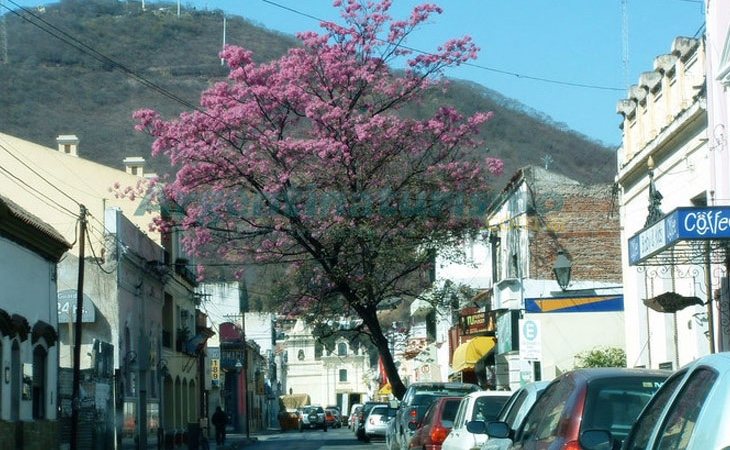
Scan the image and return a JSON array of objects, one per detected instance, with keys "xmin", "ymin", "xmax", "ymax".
[{"xmin": 213, "ymin": 426, "xmax": 281, "ymax": 449}]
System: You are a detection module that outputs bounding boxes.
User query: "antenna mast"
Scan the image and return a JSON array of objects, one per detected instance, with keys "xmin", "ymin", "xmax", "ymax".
[{"xmin": 621, "ymin": 0, "xmax": 629, "ymax": 86}]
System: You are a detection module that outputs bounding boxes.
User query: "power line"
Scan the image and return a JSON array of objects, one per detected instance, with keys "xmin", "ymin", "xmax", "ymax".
[
  {"xmin": 0, "ymin": 164, "xmax": 79, "ymax": 218},
  {"xmin": 0, "ymin": 140, "xmax": 81, "ymax": 207},
  {"xmin": 260, "ymin": 0, "xmax": 623, "ymax": 92}
]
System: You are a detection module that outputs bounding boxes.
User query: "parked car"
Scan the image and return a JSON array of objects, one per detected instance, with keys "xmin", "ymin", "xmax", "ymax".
[
  {"xmin": 477, "ymin": 368, "xmax": 669, "ymax": 450},
  {"xmin": 326, "ymin": 405, "xmax": 344, "ymax": 427},
  {"xmin": 408, "ymin": 396, "xmax": 462, "ymax": 450},
  {"xmin": 480, "ymin": 381, "xmax": 550, "ymax": 450},
  {"xmin": 362, "ymin": 404, "xmax": 395, "ymax": 442},
  {"xmin": 441, "ymin": 390, "xmax": 512, "ymax": 450},
  {"xmin": 580, "ymin": 352, "xmax": 730, "ymax": 450},
  {"xmin": 395, "ymin": 382, "xmax": 480, "ymax": 450},
  {"xmin": 386, "ymin": 406, "xmax": 400, "ymax": 450},
  {"xmin": 324, "ymin": 408, "xmax": 340, "ymax": 429},
  {"xmin": 348, "ymin": 403, "xmax": 363, "ymax": 428},
  {"xmin": 356, "ymin": 401, "xmax": 389, "ymax": 440},
  {"xmin": 299, "ymin": 405, "xmax": 327, "ymax": 432}
]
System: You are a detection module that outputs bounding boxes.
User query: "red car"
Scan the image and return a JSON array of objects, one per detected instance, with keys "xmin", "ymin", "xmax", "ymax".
[
  {"xmin": 479, "ymin": 368, "xmax": 670, "ymax": 450},
  {"xmin": 408, "ymin": 396, "xmax": 462, "ymax": 450}
]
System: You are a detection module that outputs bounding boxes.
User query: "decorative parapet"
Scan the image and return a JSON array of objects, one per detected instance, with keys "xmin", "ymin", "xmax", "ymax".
[{"xmin": 616, "ymin": 37, "xmax": 705, "ymax": 167}]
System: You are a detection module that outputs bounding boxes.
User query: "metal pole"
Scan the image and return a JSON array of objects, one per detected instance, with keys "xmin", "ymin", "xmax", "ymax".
[
  {"xmin": 70, "ymin": 205, "xmax": 88, "ymax": 450},
  {"xmin": 705, "ymin": 243, "xmax": 716, "ymax": 353}
]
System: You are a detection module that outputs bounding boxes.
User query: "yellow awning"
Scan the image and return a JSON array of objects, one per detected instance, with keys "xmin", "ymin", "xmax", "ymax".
[
  {"xmin": 451, "ymin": 336, "xmax": 496, "ymax": 372},
  {"xmin": 378, "ymin": 382, "xmax": 392, "ymax": 395}
]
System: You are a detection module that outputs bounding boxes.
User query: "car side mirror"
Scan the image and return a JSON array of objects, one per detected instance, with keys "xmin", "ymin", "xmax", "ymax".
[
  {"xmin": 485, "ymin": 421, "xmax": 511, "ymax": 439},
  {"xmin": 407, "ymin": 422, "xmax": 419, "ymax": 431},
  {"xmin": 579, "ymin": 429, "xmax": 614, "ymax": 450},
  {"xmin": 466, "ymin": 420, "xmax": 486, "ymax": 434}
]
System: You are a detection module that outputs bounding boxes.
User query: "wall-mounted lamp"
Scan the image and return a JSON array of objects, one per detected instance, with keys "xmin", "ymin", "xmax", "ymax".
[{"xmin": 553, "ymin": 250, "xmax": 572, "ymax": 291}]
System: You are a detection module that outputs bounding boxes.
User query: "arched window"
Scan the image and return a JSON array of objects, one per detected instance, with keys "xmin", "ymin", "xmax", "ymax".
[
  {"xmin": 337, "ymin": 343, "xmax": 347, "ymax": 356},
  {"xmin": 297, "ymin": 349, "xmax": 305, "ymax": 361},
  {"xmin": 32, "ymin": 345, "xmax": 47, "ymax": 419},
  {"xmin": 339, "ymin": 369, "xmax": 348, "ymax": 382}
]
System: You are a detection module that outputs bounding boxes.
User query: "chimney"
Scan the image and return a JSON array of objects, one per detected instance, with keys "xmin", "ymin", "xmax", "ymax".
[
  {"xmin": 56, "ymin": 134, "xmax": 79, "ymax": 157},
  {"xmin": 123, "ymin": 156, "xmax": 146, "ymax": 176}
]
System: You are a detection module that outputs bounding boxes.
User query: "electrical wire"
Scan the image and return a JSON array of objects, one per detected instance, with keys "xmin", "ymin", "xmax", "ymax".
[
  {"xmin": 260, "ymin": 0, "xmax": 624, "ymax": 92},
  {"xmin": 0, "ymin": 141, "xmax": 82, "ymax": 208},
  {"xmin": 86, "ymin": 221, "xmax": 116, "ymax": 275},
  {"xmin": 0, "ymin": 164, "xmax": 79, "ymax": 218}
]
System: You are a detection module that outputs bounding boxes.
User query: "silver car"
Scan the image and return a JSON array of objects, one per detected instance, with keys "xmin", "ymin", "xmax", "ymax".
[
  {"xmin": 363, "ymin": 405, "xmax": 393, "ymax": 442},
  {"xmin": 480, "ymin": 381, "xmax": 550, "ymax": 450},
  {"xmin": 581, "ymin": 352, "xmax": 730, "ymax": 450}
]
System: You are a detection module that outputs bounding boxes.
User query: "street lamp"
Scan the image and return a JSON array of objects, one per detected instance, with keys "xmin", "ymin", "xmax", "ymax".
[{"xmin": 553, "ymin": 250, "xmax": 572, "ymax": 291}]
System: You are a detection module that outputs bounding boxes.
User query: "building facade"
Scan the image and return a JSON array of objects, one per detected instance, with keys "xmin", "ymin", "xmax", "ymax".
[
  {"xmin": 616, "ymin": 37, "xmax": 713, "ymax": 370},
  {"xmin": 0, "ymin": 195, "xmax": 70, "ymax": 449}
]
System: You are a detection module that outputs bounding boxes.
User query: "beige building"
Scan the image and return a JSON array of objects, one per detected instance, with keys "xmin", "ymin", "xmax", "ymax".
[
  {"xmin": 616, "ymin": 37, "xmax": 712, "ymax": 370},
  {"xmin": 0, "ymin": 133, "xmax": 201, "ymax": 447}
]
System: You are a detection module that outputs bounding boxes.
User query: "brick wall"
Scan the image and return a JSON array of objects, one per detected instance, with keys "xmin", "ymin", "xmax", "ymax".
[{"xmin": 527, "ymin": 183, "xmax": 622, "ymax": 284}]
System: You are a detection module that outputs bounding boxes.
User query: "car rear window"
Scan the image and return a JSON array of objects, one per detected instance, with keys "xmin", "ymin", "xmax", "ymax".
[
  {"xmin": 582, "ymin": 375, "xmax": 667, "ymax": 442},
  {"xmin": 440, "ymin": 399, "xmax": 461, "ymax": 428},
  {"xmin": 371, "ymin": 406, "xmax": 388, "ymax": 416},
  {"xmin": 413, "ymin": 394, "xmax": 440, "ymax": 406},
  {"xmin": 472, "ymin": 395, "xmax": 510, "ymax": 422}
]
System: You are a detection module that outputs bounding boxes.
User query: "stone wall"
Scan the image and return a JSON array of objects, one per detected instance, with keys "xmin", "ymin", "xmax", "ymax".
[{"xmin": 0, "ymin": 420, "xmax": 58, "ymax": 450}]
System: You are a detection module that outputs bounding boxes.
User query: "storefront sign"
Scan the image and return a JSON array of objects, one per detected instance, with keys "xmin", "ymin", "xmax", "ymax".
[
  {"xmin": 459, "ymin": 311, "xmax": 496, "ymax": 336},
  {"xmin": 519, "ymin": 319, "xmax": 541, "ymax": 361},
  {"xmin": 211, "ymin": 359, "xmax": 220, "ymax": 382},
  {"xmin": 496, "ymin": 310, "xmax": 520, "ymax": 354},
  {"xmin": 58, "ymin": 289, "xmax": 96, "ymax": 323},
  {"xmin": 629, "ymin": 206, "xmax": 730, "ymax": 265}
]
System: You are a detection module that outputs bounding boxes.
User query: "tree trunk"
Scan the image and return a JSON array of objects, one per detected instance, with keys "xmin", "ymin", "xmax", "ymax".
[{"xmin": 360, "ymin": 307, "xmax": 406, "ymax": 400}]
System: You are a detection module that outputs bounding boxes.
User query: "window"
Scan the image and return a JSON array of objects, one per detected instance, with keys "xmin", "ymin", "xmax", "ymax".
[
  {"xmin": 32, "ymin": 346, "xmax": 47, "ymax": 419},
  {"xmin": 472, "ymin": 395, "xmax": 510, "ymax": 423},
  {"xmin": 517, "ymin": 378, "xmax": 573, "ymax": 443},
  {"xmin": 655, "ymin": 368, "xmax": 718, "ymax": 450},
  {"xmin": 297, "ymin": 349, "xmax": 304, "ymax": 361},
  {"xmin": 625, "ymin": 370, "xmax": 686, "ymax": 450},
  {"xmin": 504, "ymin": 390, "xmax": 529, "ymax": 427},
  {"xmin": 337, "ymin": 343, "xmax": 347, "ymax": 356},
  {"xmin": 339, "ymin": 369, "xmax": 347, "ymax": 382}
]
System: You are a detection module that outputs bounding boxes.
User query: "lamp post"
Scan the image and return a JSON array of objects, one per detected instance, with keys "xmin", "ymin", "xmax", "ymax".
[{"xmin": 553, "ymin": 250, "xmax": 572, "ymax": 291}]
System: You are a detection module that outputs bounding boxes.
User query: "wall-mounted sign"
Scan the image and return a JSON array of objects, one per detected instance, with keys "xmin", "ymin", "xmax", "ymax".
[
  {"xmin": 519, "ymin": 319, "xmax": 542, "ymax": 361},
  {"xmin": 57, "ymin": 289, "xmax": 96, "ymax": 323},
  {"xmin": 211, "ymin": 359, "xmax": 220, "ymax": 381},
  {"xmin": 496, "ymin": 310, "xmax": 520, "ymax": 354},
  {"xmin": 629, "ymin": 206, "xmax": 730, "ymax": 265},
  {"xmin": 459, "ymin": 311, "xmax": 496, "ymax": 336}
]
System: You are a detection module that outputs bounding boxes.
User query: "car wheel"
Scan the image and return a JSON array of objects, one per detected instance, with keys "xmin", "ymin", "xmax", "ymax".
[{"xmin": 363, "ymin": 434, "xmax": 371, "ymax": 443}]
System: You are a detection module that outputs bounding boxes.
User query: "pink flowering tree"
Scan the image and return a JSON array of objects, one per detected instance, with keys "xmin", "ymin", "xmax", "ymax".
[{"xmin": 135, "ymin": 0, "xmax": 502, "ymax": 399}]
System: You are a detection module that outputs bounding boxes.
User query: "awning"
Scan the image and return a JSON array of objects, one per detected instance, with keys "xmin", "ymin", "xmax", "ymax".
[{"xmin": 451, "ymin": 336, "xmax": 496, "ymax": 372}]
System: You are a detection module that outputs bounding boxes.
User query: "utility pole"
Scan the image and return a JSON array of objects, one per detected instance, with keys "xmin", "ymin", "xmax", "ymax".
[
  {"xmin": 1, "ymin": 0, "xmax": 8, "ymax": 64},
  {"xmin": 70, "ymin": 205, "xmax": 88, "ymax": 450}
]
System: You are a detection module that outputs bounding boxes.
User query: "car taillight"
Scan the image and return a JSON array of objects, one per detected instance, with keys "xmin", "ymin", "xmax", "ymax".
[
  {"xmin": 408, "ymin": 408, "xmax": 418, "ymax": 425},
  {"xmin": 563, "ymin": 440, "xmax": 581, "ymax": 450},
  {"xmin": 429, "ymin": 425, "xmax": 449, "ymax": 445}
]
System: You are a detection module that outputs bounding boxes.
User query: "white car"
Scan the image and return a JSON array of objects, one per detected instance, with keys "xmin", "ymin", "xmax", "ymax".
[
  {"xmin": 580, "ymin": 352, "xmax": 730, "ymax": 450},
  {"xmin": 363, "ymin": 404, "xmax": 394, "ymax": 442},
  {"xmin": 441, "ymin": 390, "xmax": 512, "ymax": 450},
  {"xmin": 479, "ymin": 381, "xmax": 549, "ymax": 450}
]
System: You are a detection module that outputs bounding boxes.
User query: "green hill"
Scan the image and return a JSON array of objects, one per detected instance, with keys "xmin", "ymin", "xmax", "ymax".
[{"xmin": 0, "ymin": 0, "xmax": 615, "ymax": 184}]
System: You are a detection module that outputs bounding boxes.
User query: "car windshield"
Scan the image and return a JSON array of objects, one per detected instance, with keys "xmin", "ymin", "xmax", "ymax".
[
  {"xmin": 471, "ymin": 395, "xmax": 511, "ymax": 422},
  {"xmin": 582, "ymin": 375, "xmax": 667, "ymax": 442}
]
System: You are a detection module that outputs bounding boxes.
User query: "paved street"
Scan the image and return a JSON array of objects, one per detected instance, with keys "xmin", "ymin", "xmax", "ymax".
[{"xmin": 222, "ymin": 427, "xmax": 387, "ymax": 450}]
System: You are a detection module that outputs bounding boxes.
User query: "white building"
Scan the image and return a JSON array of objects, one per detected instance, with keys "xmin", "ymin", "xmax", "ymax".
[
  {"xmin": 0, "ymin": 195, "xmax": 70, "ymax": 449},
  {"xmin": 283, "ymin": 319, "xmax": 370, "ymax": 415},
  {"xmin": 616, "ymin": 37, "xmax": 713, "ymax": 370}
]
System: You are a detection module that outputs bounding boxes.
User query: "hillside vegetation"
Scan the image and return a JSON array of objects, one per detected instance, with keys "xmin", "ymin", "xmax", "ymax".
[{"xmin": 0, "ymin": 0, "xmax": 615, "ymax": 184}]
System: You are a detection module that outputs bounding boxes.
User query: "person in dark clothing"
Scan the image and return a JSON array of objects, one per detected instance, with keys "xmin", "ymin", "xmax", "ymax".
[{"xmin": 211, "ymin": 406, "xmax": 228, "ymax": 446}]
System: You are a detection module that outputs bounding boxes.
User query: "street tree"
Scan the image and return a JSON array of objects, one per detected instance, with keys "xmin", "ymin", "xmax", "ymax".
[{"xmin": 134, "ymin": 0, "xmax": 503, "ymax": 399}]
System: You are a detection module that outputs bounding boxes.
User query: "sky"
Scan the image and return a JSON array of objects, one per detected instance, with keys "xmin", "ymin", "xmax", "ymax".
[
  {"xmin": 182, "ymin": 0, "xmax": 705, "ymax": 147},
  {"xmin": 6, "ymin": 0, "xmax": 705, "ymax": 147}
]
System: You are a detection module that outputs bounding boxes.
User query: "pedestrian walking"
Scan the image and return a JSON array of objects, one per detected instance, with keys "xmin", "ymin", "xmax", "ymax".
[{"xmin": 211, "ymin": 406, "xmax": 228, "ymax": 446}]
